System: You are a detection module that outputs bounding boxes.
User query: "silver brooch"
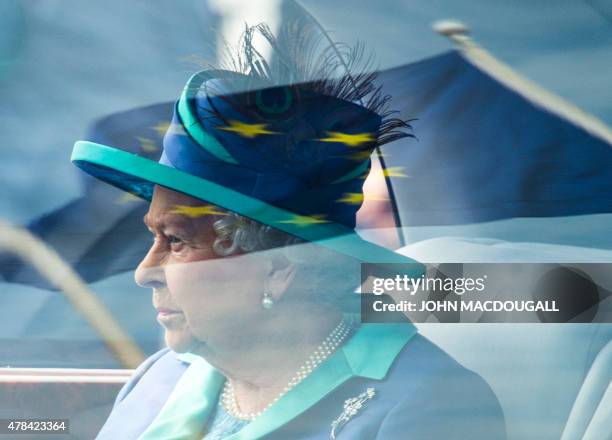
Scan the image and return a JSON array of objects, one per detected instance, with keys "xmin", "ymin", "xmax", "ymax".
[{"xmin": 330, "ymin": 387, "xmax": 376, "ymax": 439}]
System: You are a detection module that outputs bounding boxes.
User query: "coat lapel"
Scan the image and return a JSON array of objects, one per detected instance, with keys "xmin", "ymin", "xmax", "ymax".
[
  {"xmin": 226, "ymin": 322, "xmax": 417, "ymax": 440},
  {"xmin": 138, "ymin": 355, "xmax": 224, "ymax": 439}
]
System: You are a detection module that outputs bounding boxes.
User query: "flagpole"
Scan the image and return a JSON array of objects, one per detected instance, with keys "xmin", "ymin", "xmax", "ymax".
[
  {"xmin": 0, "ymin": 219, "xmax": 145, "ymax": 368},
  {"xmin": 432, "ymin": 19, "xmax": 612, "ymax": 145}
]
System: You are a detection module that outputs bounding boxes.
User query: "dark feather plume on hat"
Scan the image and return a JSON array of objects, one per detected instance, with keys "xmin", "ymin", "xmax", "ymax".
[{"xmin": 196, "ymin": 18, "xmax": 414, "ymax": 148}]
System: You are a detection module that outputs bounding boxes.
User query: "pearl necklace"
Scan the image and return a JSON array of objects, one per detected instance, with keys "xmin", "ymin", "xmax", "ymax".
[{"xmin": 221, "ymin": 317, "xmax": 354, "ymax": 421}]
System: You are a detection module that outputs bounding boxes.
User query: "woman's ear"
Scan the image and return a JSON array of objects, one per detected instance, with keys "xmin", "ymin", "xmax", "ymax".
[{"xmin": 266, "ymin": 258, "xmax": 297, "ymax": 301}]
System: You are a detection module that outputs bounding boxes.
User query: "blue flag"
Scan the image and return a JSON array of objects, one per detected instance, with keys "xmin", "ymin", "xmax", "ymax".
[
  {"xmin": 376, "ymin": 49, "xmax": 612, "ymax": 226},
  {"xmin": 2, "ymin": 49, "xmax": 611, "ymax": 288}
]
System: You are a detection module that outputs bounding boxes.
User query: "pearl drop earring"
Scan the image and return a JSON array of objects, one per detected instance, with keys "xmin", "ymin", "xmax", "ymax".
[{"xmin": 262, "ymin": 291, "xmax": 274, "ymax": 309}]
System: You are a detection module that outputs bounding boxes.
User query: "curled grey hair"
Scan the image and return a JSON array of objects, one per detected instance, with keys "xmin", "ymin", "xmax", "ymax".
[
  {"xmin": 212, "ymin": 212, "xmax": 300, "ymax": 257},
  {"xmin": 211, "ymin": 212, "xmax": 360, "ymax": 311}
]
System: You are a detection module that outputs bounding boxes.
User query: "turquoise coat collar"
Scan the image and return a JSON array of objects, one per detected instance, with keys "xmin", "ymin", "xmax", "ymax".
[
  {"xmin": 139, "ymin": 323, "xmax": 416, "ymax": 440},
  {"xmin": 234, "ymin": 322, "xmax": 416, "ymax": 440}
]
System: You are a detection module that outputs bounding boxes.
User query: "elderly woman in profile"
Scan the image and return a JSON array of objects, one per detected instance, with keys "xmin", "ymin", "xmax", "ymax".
[{"xmin": 71, "ymin": 23, "xmax": 506, "ymax": 440}]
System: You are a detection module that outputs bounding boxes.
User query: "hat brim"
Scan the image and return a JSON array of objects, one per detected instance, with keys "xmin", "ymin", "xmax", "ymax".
[{"xmin": 71, "ymin": 140, "xmax": 424, "ymax": 272}]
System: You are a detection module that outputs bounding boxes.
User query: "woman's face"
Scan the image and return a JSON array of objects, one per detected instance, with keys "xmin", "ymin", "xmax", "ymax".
[{"xmin": 134, "ymin": 185, "xmax": 271, "ymax": 354}]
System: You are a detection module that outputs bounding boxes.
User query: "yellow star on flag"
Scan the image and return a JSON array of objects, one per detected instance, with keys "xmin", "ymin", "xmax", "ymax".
[
  {"xmin": 153, "ymin": 121, "xmax": 187, "ymax": 138},
  {"xmin": 151, "ymin": 121, "xmax": 171, "ymax": 138},
  {"xmin": 336, "ymin": 193, "xmax": 364, "ymax": 205},
  {"xmin": 348, "ymin": 150, "xmax": 375, "ymax": 162},
  {"xmin": 170, "ymin": 205, "xmax": 228, "ymax": 218},
  {"xmin": 317, "ymin": 131, "xmax": 375, "ymax": 147},
  {"xmin": 116, "ymin": 192, "xmax": 141, "ymax": 204},
  {"xmin": 337, "ymin": 193, "xmax": 389, "ymax": 205},
  {"xmin": 381, "ymin": 167, "xmax": 409, "ymax": 178},
  {"xmin": 277, "ymin": 214, "xmax": 329, "ymax": 227},
  {"xmin": 218, "ymin": 120, "xmax": 278, "ymax": 138},
  {"xmin": 136, "ymin": 137, "xmax": 159, "ymax": 153}
]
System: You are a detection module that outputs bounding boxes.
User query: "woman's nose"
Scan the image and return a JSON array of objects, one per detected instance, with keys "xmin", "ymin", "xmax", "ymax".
[{"xmin": 134, "ymin": 245, "xmax": 166, "ymax": 289}]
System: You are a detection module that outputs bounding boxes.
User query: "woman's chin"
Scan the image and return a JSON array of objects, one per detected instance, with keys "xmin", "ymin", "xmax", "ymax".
[{"xmin": 164, "ymin": 330, "xmax": 197, "ymax": 353}]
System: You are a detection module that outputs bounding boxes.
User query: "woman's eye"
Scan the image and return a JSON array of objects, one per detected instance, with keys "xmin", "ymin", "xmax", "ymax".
[{"xmin": 167, "ymin": 235, "xmax": 185, "ymax": 249}]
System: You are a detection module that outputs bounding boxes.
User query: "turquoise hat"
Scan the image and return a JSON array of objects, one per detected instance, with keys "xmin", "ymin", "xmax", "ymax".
[{"xmin": 71, "ymin": 68, "xmax": 424, "ymax": 274}]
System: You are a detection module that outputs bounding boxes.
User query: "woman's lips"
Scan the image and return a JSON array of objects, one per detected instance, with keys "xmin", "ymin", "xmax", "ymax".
[
  {"xmin": 156, "ymin": 308, "xmax": 183, "ymax": 320},
  {"xmin": 156, "ymin": 308, "xmax": 180, "ymax": 315}
]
